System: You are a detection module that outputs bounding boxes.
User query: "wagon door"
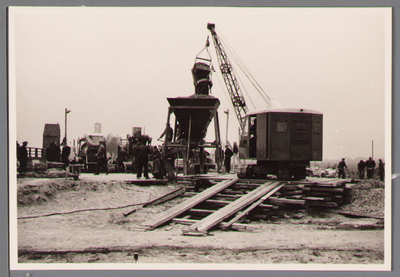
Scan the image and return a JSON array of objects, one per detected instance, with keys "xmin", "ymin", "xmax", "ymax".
[{"xmin": 290, "ymin": 113, "xmax": 312, "ymax": 161}]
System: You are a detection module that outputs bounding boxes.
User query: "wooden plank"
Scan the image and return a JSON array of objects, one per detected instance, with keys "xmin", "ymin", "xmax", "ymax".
[
  {"xmin": 267, "ymin": 197, "xmax": 306, "ymax": 205},
  {"xmin": 338, "ymin": 211, "xmax": 384, "ymax": 220},
  {"xmin": 307, "ymin": 202, "xmax": 338, "ymax": 208},
  {"xmin": 172, "ymin": 218, "xmax": 199, "ymax": 225},
  {"xmin": 214, "ymin": 194, "xmax": 241, "ymax": 199},
  {"xmin": 280, "ymin": 190, "xmax": 303, "ymax": 195},
  {"xmin": 204, "ymin": 199, "xmax": 232, "ymax": 205},
  {"xmin": 188, "ymin": 209, "xmax": 215, "ymax": 215},
  {"xmin": 143, "ymin": 187, "xmax": 186, "ymax": 207},
  {"xmin": 222, "ymin": 183, "xmax": 285, "ymax": 229},
  {"xmin": 183, "ymin": 181, "xmax": 280, "ymax": 235},
  {"xmin": 137, "ymin": 178, "xmax": 238, "ymax": 230},
  {"xmin": 303, "ymin": 187, "xmax": 344, "ymax": 193},
  {"xmin": 173, "ymin": 218, "xmax": 263, "ymax": 231}
]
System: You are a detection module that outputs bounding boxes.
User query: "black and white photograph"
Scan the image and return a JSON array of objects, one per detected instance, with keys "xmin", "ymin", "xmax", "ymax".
[{"xmin": 8, "ymin": 6, "xmax": 392, "ymax": 271}]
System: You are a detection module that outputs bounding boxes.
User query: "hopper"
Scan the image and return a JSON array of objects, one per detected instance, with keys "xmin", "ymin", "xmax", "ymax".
[{"xmin": 167, "ymin": 96, "xmax": 220, "ymax": 143}]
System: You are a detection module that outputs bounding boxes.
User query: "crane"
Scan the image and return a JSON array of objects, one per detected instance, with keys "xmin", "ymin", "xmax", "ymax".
[
  {"xmin": 206, "ymin": 23, "xmax": 323, "ymax": 180},
  {"xmin": 207, "ymin": 23, "xmax": 248, "ymax": 130}
]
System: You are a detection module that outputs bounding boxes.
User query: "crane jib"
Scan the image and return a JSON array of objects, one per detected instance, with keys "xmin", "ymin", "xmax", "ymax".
[{"xmin": 207, "ymin": 23, "xmax": 247, "ymax": 130}]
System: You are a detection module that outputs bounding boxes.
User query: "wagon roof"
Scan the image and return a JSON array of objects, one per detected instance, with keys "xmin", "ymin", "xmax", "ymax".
[{"xmin": 246, "ymin": 107, "xmax": 322, "ymax": 116}]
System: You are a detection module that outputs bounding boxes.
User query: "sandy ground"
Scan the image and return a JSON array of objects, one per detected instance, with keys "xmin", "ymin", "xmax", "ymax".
[{"xmin": 16, "ymin": 174, "xmax": 385, "ymax": 264}]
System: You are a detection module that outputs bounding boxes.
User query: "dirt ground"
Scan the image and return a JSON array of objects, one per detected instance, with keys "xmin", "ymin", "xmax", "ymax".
[{"xmin": 16, "ymin": 174, "xmax": 386, "ymax": 264}]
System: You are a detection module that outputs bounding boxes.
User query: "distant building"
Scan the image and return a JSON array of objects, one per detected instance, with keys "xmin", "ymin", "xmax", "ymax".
[
  {"xmin": 43, "ymin": 123, "xmax": 60, "ymax": 149},
  {"xmin": 132, "ymin": 127, "xmax": 142, "ymax": 138},
  {"xmin": 94, "ymin": 122, "xmax": 102, "ymax": 133}
]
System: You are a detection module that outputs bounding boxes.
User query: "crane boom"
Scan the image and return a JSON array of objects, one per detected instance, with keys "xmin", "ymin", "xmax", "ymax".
[{"xmin": 207, "ymin": 23, "xmax": 248, "ymax": 130}]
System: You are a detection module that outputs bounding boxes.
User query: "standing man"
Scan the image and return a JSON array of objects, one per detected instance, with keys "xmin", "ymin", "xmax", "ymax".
[
  {"xmin": 18, "ymin": 141, "xmax": 28, "ymax": 176},
  {"xmin": 357, "ymin": 160, "xmax": 366, "ymax": 179},
  {"xmin": 61, "ymin": 142, "xmax": 71, "ymax": 168},
  {"xmin": 365, "ymin": 157, "xmax": 376, "ymax": 179},
  {"xmin": 135, "ymin": 141, "xmax": 151, "ymax": 179},
  {"xmin": 224, "ymin": 145, "xmax": 234, "ymax": 174},
  {"xmin": 337, "ymin": 158, "xmax": 347, "ymax": 179},
  {"xmin": 95, "ymin": 140, "xmax": 108, "ymax": 175},
  {"xmin": 378, "ymin": 159, "xmax": 385, "ymax": 181},
  {"xmin": 151, "ymin": 146, "xmax": 164, "ymax": 179},
  {"xmin": 116, "ymin": 146, "xmax": 129, "ymax": 172},
  {"xmin": 158, "ymin": 125, "xmax": 173, "ymax": 142},
  {"xmin": 46, "ymin": 142, "xmax": 55, "ymax": 162},
  {"xmin": 53, "ymin": 141, "xmax": 61, "ymax": 162}
]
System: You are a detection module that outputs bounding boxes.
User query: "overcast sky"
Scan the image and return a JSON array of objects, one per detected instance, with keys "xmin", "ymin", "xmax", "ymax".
[{"xmin": 8, "ymin": 7, "xmax": 391, "ymax": 161}]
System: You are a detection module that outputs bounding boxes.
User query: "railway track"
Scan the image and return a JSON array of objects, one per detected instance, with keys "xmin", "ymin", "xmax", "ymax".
[{"xmin": 129, "ymin": 176, "xmax": 354, "ymax": 236}]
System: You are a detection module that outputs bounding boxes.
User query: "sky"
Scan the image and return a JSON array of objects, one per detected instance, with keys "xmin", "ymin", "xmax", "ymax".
[{"xmin": 8, "ymin": 7, "xmax": 391, "ymax": 161}]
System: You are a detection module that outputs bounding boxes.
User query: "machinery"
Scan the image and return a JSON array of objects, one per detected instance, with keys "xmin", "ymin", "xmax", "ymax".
[
  {"xmin": 117, "ymin": 132, "xmax": 152, "ymax": 173},
  {"xmin": 77, "ymin": 133, "xmax": 106, "ymax": 172},
  {"xmin": 161, "ymin": 51, "xmax": 223, "ymax": 179},
  {"xmin": 207, "ymin": 23, "xmax": 323, "ymax": 180}
]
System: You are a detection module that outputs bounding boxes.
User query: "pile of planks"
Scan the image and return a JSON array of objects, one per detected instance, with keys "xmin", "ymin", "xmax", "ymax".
[{"xmin": 266, "ymin": 179, "xmax": 348, "ymax": 208}]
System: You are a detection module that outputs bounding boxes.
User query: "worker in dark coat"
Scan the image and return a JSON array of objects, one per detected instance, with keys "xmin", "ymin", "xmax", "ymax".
[
  {"xmin": 18, "ymin": 141, "xmax": 28, "ymax": 176},
  {"xmin": 151, "ymin": 146, "xmax": 164, "ymax": 179},
  {"xmin": 337, "ymin": 158, "xmax": 347, "ymax": 179},
  {"xmin": 378, "ymin": 159, "xmax": 385, "ymax": 181},
  {"xmin": 224, "ymin": 145, "xmax": 234, "ymax": 174},
  {"xmin": 358, "ymin": 160, "xmax": 366, "ymax": 179},
  {"xmin": 233, "ymin": 142, "xmax": 239, "ymax": 155},
  {"xmin": 46, "ymin": 141, "xmax": 55, "ymax": 161},
  {"xmin": 135, "ymin": 141, "xmax": 152, "ymax": 179},
  {"xmin": 116, "ymin": 146, "xmax": 129, "ymax": 172},
  {"xmin": 365, "ymin": 157, "xmax": 376, "ymax": 179},
  {"xmin": 52, "ymin": 141, "xmax": 61, "ymax": 162},
  {"xmin": 61, "ymin": 144, "xmax": 71, "ymax": 168},
  {"xmin": 95, "ymin": 141, "xmax": 108, "ymax": 175}
]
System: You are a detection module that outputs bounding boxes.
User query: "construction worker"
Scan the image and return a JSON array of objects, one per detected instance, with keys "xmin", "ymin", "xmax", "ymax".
[
  {"xmin": 46, "ymin": 142, "xmax": 55, "ymax": 162},
  {"xmin": 95, "ymin": 140, "xmax": 108, "ymax": 175},
  {"xmin": 53, "ymin": 141, "xmax": 61, "ymax": 162},
  {"xmin": 224, "ymin": 145, "xmax": 234, "ymax": 174},
  {"xmin": 337, "ymin": 158, "xmax": 347, "ymax": 179},
  {"xmin": 18, "ymin": 141, "xmax": 28, "ymax": 176},
  {"xmin": 378, "ymin": 159, "xmax": 385, "ymax": 181},
  {"xmin": 151, "ymin": 146, "xmax": 164, "ymax": 179},
  {"xmin": 134, "ymin": 141, "xmax": 151, "ymax": 179},
  {"xmin": 358, "ymin": 160, "xmax": 366, "ymax": 179},
  {"xmin": 61, "ymin": 142, "xmax": 71, "ymax": 168},
  {"xmin": 158, "ymin": 125, "xmax": 173, "ymax": 142},
  {"xmin": 365, "ymin": 157, "xmax": 376, "ymax": 179},
  {"xmin": 116, "ymin": 146, "xmax": 129, "ymax": 172}
]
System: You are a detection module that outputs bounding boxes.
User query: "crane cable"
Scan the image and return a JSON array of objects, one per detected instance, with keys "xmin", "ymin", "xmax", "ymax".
[
  {"xmin": 194, "ymin": 36, "xmax": 213, "ymax": 62},
  {"xmin": 220, "ymin": 35, "xmax": 270, "ymax": 105},
  {"xmin": 208, "ymin": 34, "xmax": 256, "ymax": 111},
  {"xmin": 218, "ymin": 30, "xmax": 271, "ymax": 105},
  {"xmin": 219, "ymin": 32, "xmax": 270, "ymax": 100}
]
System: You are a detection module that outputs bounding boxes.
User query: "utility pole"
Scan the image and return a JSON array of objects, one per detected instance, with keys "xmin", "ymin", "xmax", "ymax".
[
  {"xmin": 372, "ymin": 140, "xmax": 374, "ymax": 159},
  {"xmin": 65, "ymin": 108, "xmax": 71, "ymax": 145},
  {"xmin": 224, "ymin": 109, "xmax": 229, "ymax": 146}
]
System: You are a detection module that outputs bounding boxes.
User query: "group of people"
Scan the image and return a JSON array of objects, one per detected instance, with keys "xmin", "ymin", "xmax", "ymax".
[
  {"xmin": 337, "ymin": 157, "xmax": 385, "ymax": 181},
  {"xmin": 358, "ymin": 158, "xmax": 385, "ymax": 181},
  {"xmin": 47, "ymin": 140, "xmax": 71, "ymax": 169},
  {"xmin": 17, "ymin": 139, "xmax": 72, "ymax": 176},
  {"xmin": 103, "ymin": 140, "xmax": 165, "ymax": 179}
]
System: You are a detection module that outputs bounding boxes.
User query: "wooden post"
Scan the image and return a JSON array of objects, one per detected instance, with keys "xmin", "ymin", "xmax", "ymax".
[
  {"xmin": 185, "ymin": 114, "xmax": 192, "ymax": 175},
  {"xmin": 213, "ymin": 110, "xmax": 222, "ymax": 173}
]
